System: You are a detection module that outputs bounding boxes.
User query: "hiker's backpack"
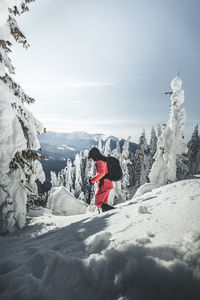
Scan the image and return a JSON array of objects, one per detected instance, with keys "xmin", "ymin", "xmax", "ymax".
[{"xmin": 105, "ymin": 156, "xmax": 122, "ymax": 181}]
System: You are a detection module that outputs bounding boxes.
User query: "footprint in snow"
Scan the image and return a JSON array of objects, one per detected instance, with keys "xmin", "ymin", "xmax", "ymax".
[
  {"xmin": 138, "ymin": 206, "xmax": 151, "ymax": 214},
  {"xmin": 147, "ymin": 232, "xmax": 155, "ymax": 238},
  {"xmin": 136, "ymin": 237, "xmax": 152, "ymax": 245}
]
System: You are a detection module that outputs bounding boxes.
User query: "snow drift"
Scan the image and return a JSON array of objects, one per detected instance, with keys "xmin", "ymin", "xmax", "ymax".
[
  {"xmin": 0, "ymin": 178, "xmax": 200, "ymax": 299},
  {"xmin": 47, "ymin": 186, "xmax": 88, "ymax": 216}
]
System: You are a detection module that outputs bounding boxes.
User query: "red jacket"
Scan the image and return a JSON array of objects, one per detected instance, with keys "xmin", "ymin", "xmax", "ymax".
[{"xmin": 90, "ymin": 160, "xmax": 113, "ymax": 189}]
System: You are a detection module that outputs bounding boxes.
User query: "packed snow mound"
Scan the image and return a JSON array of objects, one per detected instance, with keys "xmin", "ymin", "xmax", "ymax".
[
  {"xmin": 47, "ymin": 186, "xmax": 88, "ymax": 216},
  {"xmin": 0, "ymin": 178, "xmax": 200, "ymax": 299},
  {"xmin": 133, "ymin": 182, "xmax": 160, "ymax": 198}
]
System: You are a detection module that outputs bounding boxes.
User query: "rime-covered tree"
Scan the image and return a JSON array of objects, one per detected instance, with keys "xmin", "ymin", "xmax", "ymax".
[
  {"xmin": 65, "ymin": 159, "xmax": 74, "ymax": 193},
  {"xmin": 81, "ymin": 150, "xmax": 95, "ymax": 204},
  {"xmin": 149, "ymin": 127, "xmax": 157, "ymax": 169},
  {"xmin": 134, "ymin": 130, "xmax": 150, "ymax": 186},
  {"xmin": 149, "ymin": 76, "xmax": 188, "ymax": 185},
  {"xmin": 74, "ymin": 153, "xmax": 83, "ymax": 198},
  {"xmin": 157, "ymin": 124, "xmax": 162, "ymax": 138},
  {"xmin": 120, "ymin": 136, "xmax": 132, "ymax": 199},
  {"xmin": 53, "ymin": 150, "xmax": 96, "ymax": 204},
  {"xmin": 51, "ymin": 171, "xmax": 58, "ymax": 188},
  {"xmin": 104, "ymin": 138, "xmax": 111, "ymax": 156},
  {"xmin": 187, "ymin": 124, "xmax": 200, "ymax": 175},
  {"xmin": 0, "ymin": 1, "xmax": 45, "ymax": 233},
  {"xmin": 112, "ymin": 139, "xmax": 121, "ymax": 159},
  {"xmin": 98, "ymin": 138, "xmax": 104, "ymax": 153}
]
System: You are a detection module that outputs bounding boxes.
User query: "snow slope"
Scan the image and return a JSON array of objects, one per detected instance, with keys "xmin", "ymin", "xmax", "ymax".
[{"xmin": 0, "ymin": 178, "xmax": 200, "ymax": 300}]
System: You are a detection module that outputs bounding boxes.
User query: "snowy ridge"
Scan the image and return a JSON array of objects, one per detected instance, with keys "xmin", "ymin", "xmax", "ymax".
[{"xmin": 0, "ymin": 178, "xmax": 200, "ymax": 299}]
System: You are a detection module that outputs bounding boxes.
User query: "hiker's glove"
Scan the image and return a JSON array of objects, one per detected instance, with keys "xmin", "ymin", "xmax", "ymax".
[{"xmin": 89, "ymin": 177, "xmax": 92, "ymax": 184}]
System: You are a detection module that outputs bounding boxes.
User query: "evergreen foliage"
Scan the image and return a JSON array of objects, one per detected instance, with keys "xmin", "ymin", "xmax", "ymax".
[
  {"xmin": 0, "ymin": 0, "xmax": 45, "ymax": 233},
  {"xmin": 187, "ymin": 124, "xmax": 200, "ymax": 175}
]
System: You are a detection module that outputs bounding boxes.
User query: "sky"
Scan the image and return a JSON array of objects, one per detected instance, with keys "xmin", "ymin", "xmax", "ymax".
[{"xmin": 11, "ymin": 0, "xmax": 200, "ymax": 142}]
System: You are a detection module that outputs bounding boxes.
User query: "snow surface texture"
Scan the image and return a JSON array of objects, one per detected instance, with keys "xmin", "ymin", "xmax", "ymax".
[
  {"xmin": 149, "ymin": 76, "xmax": 187, "ymax": 185},
  {"xmin": 47, "ymin": 187, "xmax": 88, "ymax": 216},
  {"xmin": 0, "ymin": 178, "xmax": 200, "ymax": 299},
  {"xmin": 0, "ymin": 1, "xmax": 45, "ymax": 233}
]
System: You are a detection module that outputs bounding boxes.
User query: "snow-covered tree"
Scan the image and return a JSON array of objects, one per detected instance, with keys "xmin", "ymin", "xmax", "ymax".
[
  {"xmin": 74, "ymin": 153, "xmax": 83, "ymax": 198},
  {"xmin": 120, "ymin": 136, "xmax": 132, "ymax": 199},
  {"xmin": 157, "ymin": 124, "xmax": 162, "ymax": 138},
  {"xmin": 104, "ymin": 138, "xmax": 111, "ymax": 156},
  {"xmin": 134, "ymin": 130, "xmax": 150, "ymax": 186},
  {"xmin": 112, "ymin": 139, "xmax": 121, "ymax": 159},
  {"xmin": 81, "ymin": 150, "xmax": 96, "ymax": 204},
  {"xmin": 0, "ymin": 1, "xmax": 45, "ymax": 233},
  {"xmin": 65, "ymin": 159, "xmax": 74, "ymax": 193},
  {"xmin": 51, "ymin": 171, "xmax": 59, "ymax": 188},
  {"xmin": 98, "ymin": 138, "xmax": 104, "ymax": 153},
  {"xmin": 149, "ymin": 127, "xmax": 157, "ymax": 169},
  {"xmin": 187, "ymin": 124, "xmax": 200, "ymax": 175},
  {"xmin": 149, "ymin": 76, "xmax": 188, "ymax": 185}
]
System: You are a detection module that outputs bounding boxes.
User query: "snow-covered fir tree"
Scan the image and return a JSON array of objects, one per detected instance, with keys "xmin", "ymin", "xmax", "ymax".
[
  {"xmin": 81, "ymin": 150, "xmax": 96, "ymax": 204},
  {"xmin": 187, "ymin": 124, "xmax": 200, "ymax": 175},
  {"xmin": 50, "ymin": 171, "xmax": 59, "ymax": 188},
  {"xmin": 74, "ymin": 153, "xmax": 83, "ymax": 198},
  {"xmin": 104, "ymin": 138, "xmax": 111, "ymax": 156},
  {"xmin": 51, "ymin": 150, "xmax": 96, "ymax": 204},
  {"xmin": 65, "ymin": 159, "xmax": 74, "ymax": 193},
  {"xmin": 0, "ymin": 1, "xmax": 45, "ymax": 233},
  {"xmin": 134, "ymin": 130, "xmax": 150, "ymax": 186},
  {"xmin": 149, "ymin": 76, "xmax": 188, "ymax": 185},
  {"xmin": 98, "ymin": 138, "xmax": 104, "ymax": 153},
  {"xmin": 120, "ymin": 136, "xmax": 132, "ymax": 200},
  {"xmin": 149, "ymin": 127, "xmax": 157, "ymax": 169},
  {"xmin": 112, "ymin": 139, "xmax": 121, "ymax": 159},
  {"xmin": 157, "ymin": 124, "xmax": 162, "ymax": 138}
]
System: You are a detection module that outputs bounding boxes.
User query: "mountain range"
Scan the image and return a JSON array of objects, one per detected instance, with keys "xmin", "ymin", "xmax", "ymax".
[
  {"xmin": 38, "ymin": 131, "xmax": 137, "ymax": 160},
  {"xmin": 37, "ymin": 131, "xmax": 138, "ymax": 192}
]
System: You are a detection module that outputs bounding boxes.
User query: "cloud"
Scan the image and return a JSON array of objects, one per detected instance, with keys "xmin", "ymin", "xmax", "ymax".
[
  {"xmin": 64, "ymin": 81, "xmax": 117, "ymax": 88},
  {"xmin": 22, "ymin": 80, "xmax": 117, "ymax": 91}
]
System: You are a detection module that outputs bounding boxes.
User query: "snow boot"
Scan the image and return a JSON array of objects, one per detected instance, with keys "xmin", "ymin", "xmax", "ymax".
[{"xmin": 101, "ymin": 203, "xmax": 115, "ymax": 212}]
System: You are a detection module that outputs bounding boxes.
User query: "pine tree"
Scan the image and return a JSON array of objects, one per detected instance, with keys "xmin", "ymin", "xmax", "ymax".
[
  {"xmin": 74, "ymin": 153, "xmax": 83, "ymax": 199},
  {"xmin": 112, "ymin": 139, "xmax": 121, "ymax": 159},
  {"xmin": 81, "ymin": 150, "xmax": 95, "ymax": 204},
  {"xmin": 187, "ymin": 124, "xmax": 200, "ymax": 175},
  {"xmin": 51, "ymin": 171, "xmax": 59, "ymax": 188},
  {"xmin": 134, "ymin": 130, "xmax": 150, "ymax": 186},
  {"xmin": 149, "ymin": 127, "xmax": 157, "ymax": 169},
  {"xmin": 0, "ymin": 1, "xmax": 45, "ymax": 233},
  {"xmin": 98, "ymin": 138, "xmax": 104, "ymax": 153},
  {"xmin": 157, "ymin": 124, "xmax": 162, "ymax": 138},
  {"xmin": 104, "ymin": 138, "xmax": 111, "ymax": 156},
  {"xmin": 120, "ymin": 136, "xmax": 132, "ymax": 199},
  {"xmin": 65, "ymin": 159, "xmax": 74, "ymax": 193},
  {"xmin": 149, "ymin": 76, "xmax": 188, "ymax": 185}
]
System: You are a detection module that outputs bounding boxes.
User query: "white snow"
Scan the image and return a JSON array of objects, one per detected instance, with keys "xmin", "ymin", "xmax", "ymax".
[
  {"xmin": 0, "ymin": 0, "xmax": 45, "ymax": 233},
  {"xmin": 62, "ymin": 145, "xmax": 75, "ymax": 151},
  {"xmin": 47, "ymin": 186, "xmax": 88, "ymax": 216},
  {"xmin": 0, "ymin": 178, "xmax": 200, "ymax": 299},
  {"xmin": 0, "ymin": 81, "xmax": 26, "ymax": 173}
]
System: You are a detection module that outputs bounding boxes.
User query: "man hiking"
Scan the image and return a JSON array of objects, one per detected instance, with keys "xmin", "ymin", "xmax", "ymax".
[{"xmin": 88, "ymin": 147, "xmax": 114, "ymax": 212}]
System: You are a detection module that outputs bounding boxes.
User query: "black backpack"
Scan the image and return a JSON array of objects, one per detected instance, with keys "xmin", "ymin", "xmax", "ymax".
[{"xmin": 105, "ymin": 156, "xmax": 122, "ymax": 181}]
